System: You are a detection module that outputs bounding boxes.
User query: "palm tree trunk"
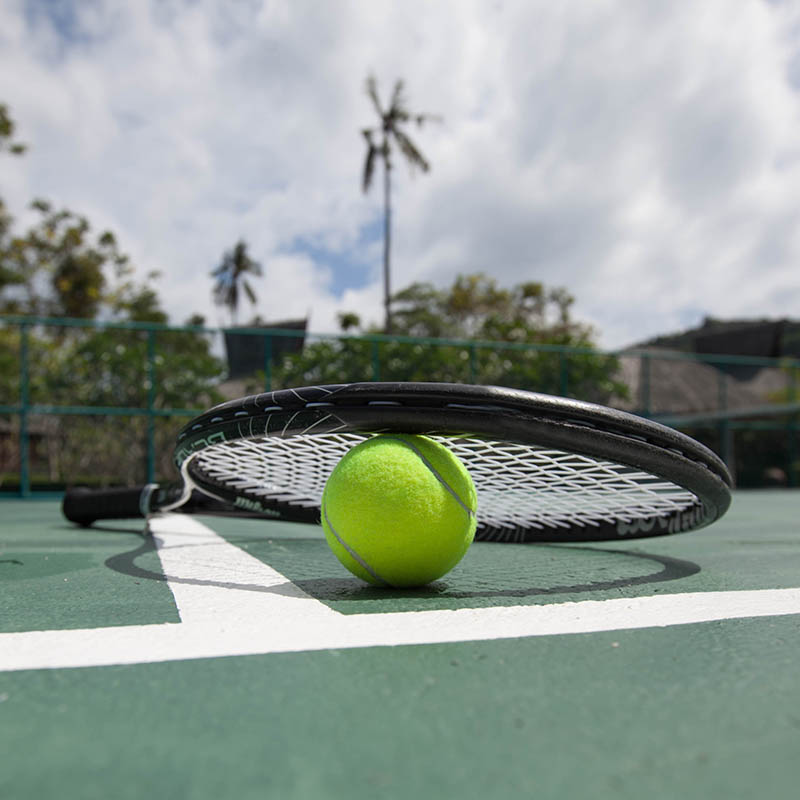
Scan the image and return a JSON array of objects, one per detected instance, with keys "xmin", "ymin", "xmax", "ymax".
[{"xmin": 383, "ymin": 146, "xmax": 393, "ymax": 335}]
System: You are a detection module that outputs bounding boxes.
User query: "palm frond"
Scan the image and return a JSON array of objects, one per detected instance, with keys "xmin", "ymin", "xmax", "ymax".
[
  {"xmin": 363, "ymin": 145, "xmax": 378, "ymax": 192},
  {"xmin": 212, "ymin": 282, "xmax": 227, "ymax": 306},
  {"xmin": 362, "ymin": 130, "xmax": 378, "ymax": 192},
  {"xmin": 365, "ymin": 74, "xmax": 382, "ymax": 116},
  {"xmin": 231, "ymin": 240, "xmax": 262, "ymax": 277},
  {"xmin": 245, "ymin": 256, "xmax": 263, "ymax": 278},
  {"xmin": 390, "ymin": 80, "xmax": 406, "ymax": 113},
  {"xmin": 392, "ymin": 129, "xmax": 430, "ymax": 172},
  {"xmin": 390, "ymin": 107, "xmax": 411, "ymax": 125},
  {"xmin": 415, "ymin": 112, "xmax": 443, "ymax": 127}
]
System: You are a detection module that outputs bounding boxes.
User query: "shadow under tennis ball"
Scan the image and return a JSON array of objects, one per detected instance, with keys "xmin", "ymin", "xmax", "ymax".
[
  {"xmin": 104, "ymin": 536, "xmax": 701, "ymax": 612},
  {"xmin": 291, "ymin": 545, "xmax": 700, "ymax": 604}
]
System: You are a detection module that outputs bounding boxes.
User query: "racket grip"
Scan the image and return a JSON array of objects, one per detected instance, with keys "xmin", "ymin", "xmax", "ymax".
[{"xmin": 62, "ymin": 486, "xmax": 150, "ymax": 526}]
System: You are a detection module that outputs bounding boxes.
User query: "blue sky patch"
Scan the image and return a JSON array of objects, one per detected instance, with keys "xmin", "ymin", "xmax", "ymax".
[{"xmin": 288, "ymin": 216, "xmax": 383, "ymax": 298}]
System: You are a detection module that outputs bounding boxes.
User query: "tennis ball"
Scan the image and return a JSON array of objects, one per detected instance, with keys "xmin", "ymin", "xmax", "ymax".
[{"xmin": 321, "ymin": 434, "xmax": 477, "ymax": 588}]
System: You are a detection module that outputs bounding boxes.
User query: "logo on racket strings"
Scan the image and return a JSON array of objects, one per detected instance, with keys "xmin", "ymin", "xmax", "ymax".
[
  {"xmin": 616, "ymin": 504, "xmax": 704, "ymax": 537},
  {"xmin": 233, "ymin": 496, "xmax": 281, "ymax": 517}
]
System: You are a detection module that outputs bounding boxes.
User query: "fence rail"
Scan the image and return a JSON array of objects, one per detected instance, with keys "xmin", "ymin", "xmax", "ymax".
[{"xmin": 2, "ymin": 314, "xmax": 799, "ymax": 494}]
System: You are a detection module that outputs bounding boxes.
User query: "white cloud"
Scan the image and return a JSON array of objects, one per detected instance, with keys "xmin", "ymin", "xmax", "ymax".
[{"xmin": 2, "ymin": 0, "xmax": 800, "ymax": 348}]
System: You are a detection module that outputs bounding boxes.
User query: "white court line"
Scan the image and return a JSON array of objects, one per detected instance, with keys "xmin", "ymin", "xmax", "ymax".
[{"xmin": 2, "ymin": 514, "xmax": 800, "ymax": 672}]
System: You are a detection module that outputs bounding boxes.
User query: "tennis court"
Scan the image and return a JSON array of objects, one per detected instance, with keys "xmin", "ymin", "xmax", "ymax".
[
  {"xmin": 2, "ymin": 489, "xmax": 798, "ymax": 799},
  {"xmin": 4, "ymin": 7, "xmax": 800, "ymax": 796}
]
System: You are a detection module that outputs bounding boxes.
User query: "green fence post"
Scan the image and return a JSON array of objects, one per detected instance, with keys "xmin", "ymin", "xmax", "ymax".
[
  {"xmin": 469, "ymin": 344, "xmax": 478, "ymax": 385},
  {"xmin": 263, "ymin": 334, "xmax": 273, "ymax": 392},
  {"xmin": 640, "ymin": 353, "xmax": 651, "ymax": 416},
  {"xmin": 559, "ymin": 351, "xmax": 569, "ymax": 397},
  {"xmin": 788, "ymin": 365, "xmax": 798, "ymax": 488},
  {"xmin": 717, "ymin": 365, "xmax": 735, "ymax": 480},
  {"xmin": 371, "ymin": 340, "xmax": 381, "ymax": 381},
  {"xmin": 146, "ymin": 328, "xmax": 157, "ymax": 484},
  {"xmin": 717, "ymin": 366, "xmax": 728, "ymax": 413},
  {"xmin": 19, "ymin": 322, "xmax": 30, "ymax": 497}
]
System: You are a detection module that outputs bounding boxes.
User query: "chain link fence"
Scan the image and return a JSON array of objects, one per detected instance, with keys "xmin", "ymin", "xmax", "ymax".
[{"xmin": 2, "ymin": 315, "xmax": 798, "ymax": 493}]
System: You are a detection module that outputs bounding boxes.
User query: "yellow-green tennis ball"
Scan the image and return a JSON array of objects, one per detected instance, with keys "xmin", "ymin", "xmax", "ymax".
[{"xmin": 321, "ymin": 434, "xmax": 477, "ymax": 588}]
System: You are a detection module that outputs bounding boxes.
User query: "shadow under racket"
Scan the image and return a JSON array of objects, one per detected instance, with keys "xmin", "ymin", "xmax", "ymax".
[{"xmin": 103, "ymin": 532, "xmax": 701, "ymax": 608}]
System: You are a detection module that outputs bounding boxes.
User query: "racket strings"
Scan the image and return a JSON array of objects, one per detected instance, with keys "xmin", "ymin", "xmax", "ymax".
[{"xmin": 191, "ymin": 433, "xmax": 698, "ymax": 536}]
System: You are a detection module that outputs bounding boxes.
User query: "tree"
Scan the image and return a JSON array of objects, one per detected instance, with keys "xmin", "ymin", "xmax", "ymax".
[
  {"xmin": 0, "ymin": 104, "xmax": 26, "ymax": 295},
  {"xmin": 271, "ymin": 273, "xmax": 627, "ymax": 403},
  {"xmin": 211, "ymin": 239, "xmax": 262, "ymax": 325},
  {"xmin": 361, "ymin": 75, "xmax": 439, "ymax": 333},
  {"xmin": 390, "ymin": 274, "xmax": 592, "ymax": 345},
  {"xmin": 0, "ymin": 104, "xmax": 178, "ymax": 327},
  {"xmin": 0, "ymin": 199, "xmax": 147, "ymax": 318},
  {"xmin": 0, "ymin": 102, "xmax": 225, "ymax": 489},
  {"xmin": 0, "ymin": 200, "xmax": 18, "ymax": 295},
  {"xmin": 338, "ymin": 311, "xmax": 361, "ymax": 332}
]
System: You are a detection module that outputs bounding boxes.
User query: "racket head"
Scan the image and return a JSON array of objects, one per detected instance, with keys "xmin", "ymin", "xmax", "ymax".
[{"xmin": 173, "ymin": 382, "xmax": 732, "ymax": 542}]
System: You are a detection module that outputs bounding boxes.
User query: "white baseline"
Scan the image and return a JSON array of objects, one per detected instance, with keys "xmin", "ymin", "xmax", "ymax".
[{"xmin": 2, "ymin": 514, "xmax": 799, "ymax": 672}]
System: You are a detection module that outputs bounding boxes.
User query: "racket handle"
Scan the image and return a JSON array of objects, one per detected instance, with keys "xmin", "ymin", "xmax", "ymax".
[{"xmin": 62, "ymin": 486, "xmax": 152, "ymax": 526}]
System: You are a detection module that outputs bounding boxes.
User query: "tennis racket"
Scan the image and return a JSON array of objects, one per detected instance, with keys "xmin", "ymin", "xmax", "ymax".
[{"xmin": 62, "ymin": 381, "xmax": 733, "ymax": 542}]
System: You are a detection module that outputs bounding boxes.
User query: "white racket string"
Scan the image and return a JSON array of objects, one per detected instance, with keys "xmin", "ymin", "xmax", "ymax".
[{"xmin": 191, "ymin": 433, "xmax": 699, "ymax": 539}]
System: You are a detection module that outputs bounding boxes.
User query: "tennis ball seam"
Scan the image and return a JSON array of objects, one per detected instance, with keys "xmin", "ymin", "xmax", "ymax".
[
  {"xmin": 380, "ymin": 435, "xmax": 477, "ymax": 517},
  {"xmin": 322, "ymin": 499, "xmax": 392, "ymax": 586}
]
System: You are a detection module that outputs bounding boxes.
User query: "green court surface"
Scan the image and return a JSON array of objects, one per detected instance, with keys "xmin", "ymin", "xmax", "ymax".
[{"xmin": 1, "ymin": 492, "xmax": 799, "ymax": 799}]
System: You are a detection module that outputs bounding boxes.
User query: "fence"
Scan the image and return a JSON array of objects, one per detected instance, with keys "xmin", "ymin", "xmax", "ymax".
[{"xmin": 1, "ymin": 314, "xmax": 799, "ymax": 494}]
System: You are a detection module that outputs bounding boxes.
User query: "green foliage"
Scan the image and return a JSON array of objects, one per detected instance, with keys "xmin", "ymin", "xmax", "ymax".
[
  {"xmin": 337, "ymin": 311, "xmax": 361, "ymax": 332},
  {"xmin": 272, "ymin": 273, "xmax": 627, "ymax": 402},
  {"xmin": 0, "ymin": 323, "xmax": 224, "ymax": 488},
  {"xmin": 0, "ymin": 194, "xmax": 223, "ymax": 409},
  {"xmin": 0, "ymin": 102, "xmax": 224, "ymax": 488},
  {"xmin": 390, "ymin": 274, "xmax": 591, "ymax": 343},
  {"xmin": 0, "ymin": 106, "xmax": 164, "ymax": 322},
  {"xmin": 0, "ymin": 327, "xmax": 19, "ymax": 404},
  {"xmin": 21, "ymin": 326, "xmax": 222, "ymax": 410},
  {"xmin": 0, "ymin": 199, "xmax": 140, "ymax": 318},
  {"xmin": 0, "ymin": 103, "xmax": 26, "ymax": 156}
]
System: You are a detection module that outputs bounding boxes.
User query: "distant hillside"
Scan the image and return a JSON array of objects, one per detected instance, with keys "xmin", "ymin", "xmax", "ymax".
[
  {"xmin": 619, "ymin": 317, "xmax": 799, "ymax": 489},
  {"xmin": 614, "ymin": 316, "xmax": 797, "ymax": 416},
  {"xmin": 635, "ymin": 317, "xmax": 800, "ymax": 360}
]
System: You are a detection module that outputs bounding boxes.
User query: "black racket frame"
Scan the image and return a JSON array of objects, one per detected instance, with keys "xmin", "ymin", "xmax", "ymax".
[{"xmin": 63, "ymin": 382, "xmax": 733, "ymax": 541}]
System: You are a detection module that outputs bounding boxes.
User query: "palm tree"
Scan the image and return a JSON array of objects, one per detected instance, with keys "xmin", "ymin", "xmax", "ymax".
[
  {"xmin": 211, "ymin": 239, "xmax": 262, "ymax": 325},
  {"xmin": 361, "ymin": 75, "xmax": 439, "ymax": 333}
]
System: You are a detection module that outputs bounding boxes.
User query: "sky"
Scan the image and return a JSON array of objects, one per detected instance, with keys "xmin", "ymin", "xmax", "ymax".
[{"xmin": 2, "ymin": 0, "xmax": 800, "ymax": 349}]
